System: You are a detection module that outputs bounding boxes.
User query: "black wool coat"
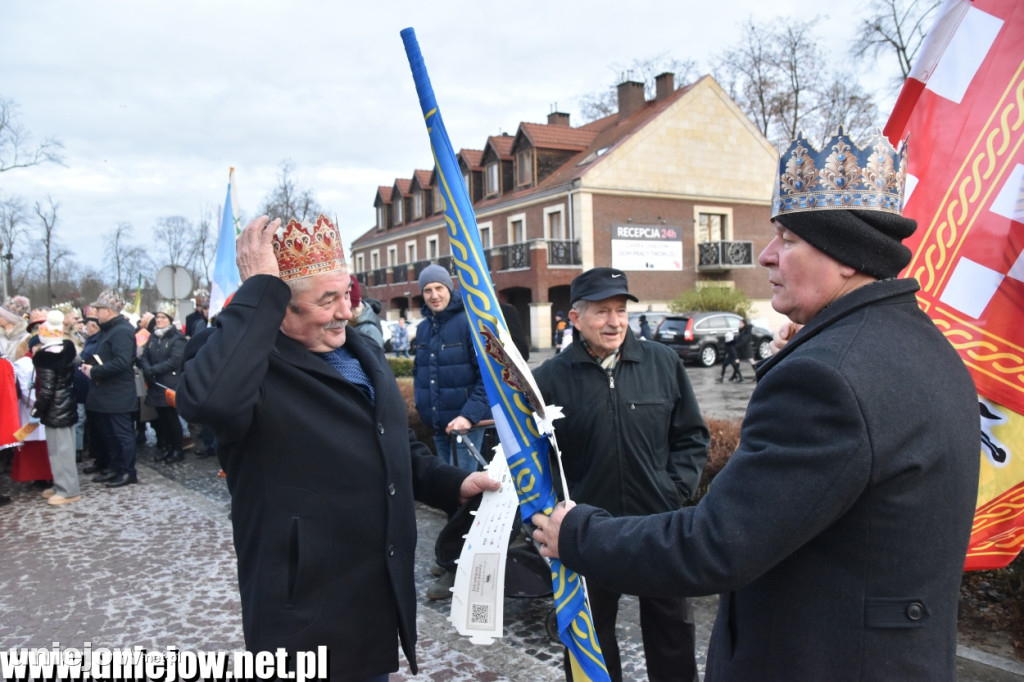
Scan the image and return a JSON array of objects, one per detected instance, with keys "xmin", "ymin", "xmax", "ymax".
[
  {"xmin": 138, "ymin": 326, "xmax": 186, "ymax": 407},
  {"xmin": 83, "ymin": 315, "xmax": 138, "ymax": 414},
  {"xmin": 176, "ymin": 275, "xmax": 469, "ymax": 681},
  {"xmin": 559, "ymin": 279, "xmax": 980, "ymax": 681}
]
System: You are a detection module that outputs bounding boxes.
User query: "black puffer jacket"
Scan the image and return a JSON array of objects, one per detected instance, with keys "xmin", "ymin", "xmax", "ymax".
[
  {"xmin": 138, "ymin": 325, "xmax": 186, "ymax": 407},
  {"xmin": 32, "ymin": 340, "xmax": 79, "ymax": 428}
]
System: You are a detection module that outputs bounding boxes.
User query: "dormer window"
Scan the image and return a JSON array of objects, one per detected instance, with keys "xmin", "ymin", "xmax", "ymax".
[
  {"xmin": 413, "ymin": 192, "xmax": 423, "ymax": 219},
  {"xmin": 376, "ymin": 206, "xmax": 386, "ymax": 230},
  {"xmin": 516, "ymin": 150, "xmax": 533, "ymax": 186},
  {"xmin": 434, "ymin": 188, "xmax": 445, "ymax": 213},
  {"xmin": 395, "ymin": 199, "xmax": 404, "ymax": 225},
  {"xmin": 486, "ymin": 163, "xmax": 499, "ymax": 195}
]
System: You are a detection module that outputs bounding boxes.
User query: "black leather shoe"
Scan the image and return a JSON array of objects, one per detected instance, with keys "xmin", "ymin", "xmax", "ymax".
[
  {"xmin": 83, "ymin": 463, "xmax": 101, "ymax": 474},
  {"xmin": 194, "ymin": 449, "xmax": 214, "ymax": 459},
  {"xmin": 164, "ymin": 450, "xmax": 184, "ymax": 464},
  {"xmin": 105, "ymin": 473, "xmax": 138, "ymax": 488},
  {"xmin": 91, "ymin": 470, "xmax": 117, "ymax": 483}
]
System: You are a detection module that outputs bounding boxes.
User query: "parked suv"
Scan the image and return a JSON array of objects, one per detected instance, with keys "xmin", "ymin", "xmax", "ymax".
[{"xmin": 653, "ymin": 312, "xmax": 773, "ymax": 367}]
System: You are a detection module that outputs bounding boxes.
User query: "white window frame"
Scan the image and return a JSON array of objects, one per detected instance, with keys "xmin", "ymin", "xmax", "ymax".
[
  {"xmin": 507, "ymin": 212, "xmax": 527, "ymax": 244},
  {"xmin": 486, "ymin": 163, "xmax": 499, "ymax": 195},
  {"xmin": 413, "ymin": 192, "xmax": 423, "ymax": 219},
  {"xmin": 693, "ymin": 205, "xmax": 733, "ymax": 244},
  {"xmin": 387, "ymin": 246, "xmax": 398, "ymax": 267},
  {"xmin": 433, "ymin": 188, "xmax": 445, "ymax": 213},
  {"xmin": 427, "ymin": 235, "xmax": 439, "ymax": 259},
  {"xmin": 370, "ymin": 250, "xmax": 380, "ymax": 270},
  {"xmin": 355, "ymin": 254, "xmax": 365, "ymax": 273},
  {"xmin": 376, "ymin": 206, "xmax": 386, "ymax": 230},
  {"xmin": 394, "ymin": 198, "xmax": 404, "ymax": 225},
  {"xmin": 543, "ymin": 205, "xmax": 565, "ymax": 240},
  {"xmin": 478, "ymin": 221, "xmax": 493, "ymax": 250},
  {"xmin": 405, "ymin": 240, "xmax": 417, "ymax": 264}
]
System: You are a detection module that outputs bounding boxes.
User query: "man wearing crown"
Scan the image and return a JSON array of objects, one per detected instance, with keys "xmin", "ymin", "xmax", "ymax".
[
  {"xmin": 533, "ymin": 130, "xmax": 980, "ymax": 680},
  {"xmin": 176, "ymin": 214, "xmax": 498, "ymax": 682}
]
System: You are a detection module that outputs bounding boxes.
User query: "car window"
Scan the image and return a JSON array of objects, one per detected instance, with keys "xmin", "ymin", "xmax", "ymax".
[
  {"xmin": 724, "ymin": 315, "xmax": 741, "ymax": 330},
  {"xmin": 698, "ymin": 315, "xmax": 726, "ymax": 331}
]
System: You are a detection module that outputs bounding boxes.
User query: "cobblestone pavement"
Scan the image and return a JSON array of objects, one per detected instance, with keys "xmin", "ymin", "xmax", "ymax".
[{"xmin": 0, "ymin": 348, "xmax": 1020, "ymax": 680}]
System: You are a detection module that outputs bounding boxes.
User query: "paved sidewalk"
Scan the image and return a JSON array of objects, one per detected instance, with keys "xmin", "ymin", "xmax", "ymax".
[{"xmin": 1, "ymin": 351, "xmax": 1021, "ymax": 681}]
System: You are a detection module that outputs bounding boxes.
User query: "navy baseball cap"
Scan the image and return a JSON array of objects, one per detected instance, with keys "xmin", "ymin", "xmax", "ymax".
[{"xmin": 570, "ymin": 267, "xmax": 639, "ymax": 304}]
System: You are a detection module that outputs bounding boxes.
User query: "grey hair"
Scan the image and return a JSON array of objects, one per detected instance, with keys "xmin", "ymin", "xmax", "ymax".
[
  {"xmin": 284, "ymin": 268, "xmax": 350, "ymax": 313},
  {"xmin": 570, "ymin": 299, "xmax": 590, "ymax": 316}
]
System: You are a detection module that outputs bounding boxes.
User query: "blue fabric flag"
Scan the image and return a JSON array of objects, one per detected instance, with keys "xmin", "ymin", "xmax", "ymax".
[
  {"xmin": 210, "ymin": 168, "xmax": 240, "ymax": 318},
  {"xmin": 401, "ymin": 28, "xmax": 610, "ymax": 682}
]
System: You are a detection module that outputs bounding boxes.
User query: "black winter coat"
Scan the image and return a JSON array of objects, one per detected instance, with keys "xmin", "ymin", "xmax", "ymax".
[
  {"xmin": 176, "ymin": 275, "xmax": 470, "ymax": 681},
  {"xmin": 534, "ymin": 329, "xmax": 709, "ymax": 515},
  {"xmin": 32, "ymin": 340, "xmax": 78, "ymax": 428},
  {"xmin": 83, "ymin": 315, "xmax": 138, "ymax": 414},
  {"xmin": 559, "ymin": 279, "xmax": 980, "ymax": 681},
  {"xmin": 138, "ymin": 326, "xmax": 186, "ymax": 407}
]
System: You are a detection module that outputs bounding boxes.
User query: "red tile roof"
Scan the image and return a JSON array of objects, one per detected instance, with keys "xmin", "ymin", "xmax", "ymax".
[
  {"xmin": 411, "ymin": 169, "xmax": 433, "ymax": 190},
  {"xmin": 393, "ymin": 178, "xmax": 412, "ymax": 196},
  {"xmin": 374, "ymin": 185, "xmax": 393, "ymax": 205},
  {"xmin": 485, "ymin": 135, "xmax": 514, "ymax": 160},
  {"xmin": 515, "ymin": 122, "xmax": 597, "ymax": 152},
  {"xmin": 458, "ymin": 149, "xmax": 484, "ymax": 169}
]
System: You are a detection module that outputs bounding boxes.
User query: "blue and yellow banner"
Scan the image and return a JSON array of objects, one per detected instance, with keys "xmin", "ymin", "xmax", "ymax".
[{"xmin": 401, "ymin": 28, "xmax": 609, "ymax": 681}]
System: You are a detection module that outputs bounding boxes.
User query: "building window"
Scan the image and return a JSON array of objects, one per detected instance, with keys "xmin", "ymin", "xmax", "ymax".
[
  {"xmin": 427, "ymin": 236, "xmax": 439, "ymax": 259},
  {"xmin": 406, "ymin": 241, "xmax": 417, "ymax": 263},
  {"xmin": 355, "ymin": 254, "xmax": 365, "ymax": 272},
  {"xmin": 516, "ymin": 150, "xmax": 533, "ymax": 186},
  {"xmin": 434, "ymin": 188, "xmax": 445, "ymax": 213},
  {"xmin": 486, "ymin": 163, "xmax": 499, "ymax": 195},
  {"xmin": 479, "ymin": 222, "xmax": 492, "ymax": 250},
  {"xmin": 463, "ymin": 171, "xmax": 471, "ymax": 193},
  {"xmin": 544, "ymin": 207, "xmax": 565, "ymax": 240},
  {"xmin": 376, "ymin": 206, "xmax": 385, "ymax": 230},
  {"xmin": 413, "ymin": 192, "xmax": 423, "ymax": 219},
  {"xmin": 508, "ymin": 213, "xmax": 526, "ymax": 243},
  {"xmin": 387, "ymin": 246, "xmax": 397, "ymax": 266},
  {"xmin": 697, "ymin": 212, "xmax": 727, "ymax": 242},
  {"xmin": 394, "ymin": 199, "xmax": 404, "ymax": 225},
  {"xmin": 371, "ymin": 251, "xmax": 380, "ymax": 269}
]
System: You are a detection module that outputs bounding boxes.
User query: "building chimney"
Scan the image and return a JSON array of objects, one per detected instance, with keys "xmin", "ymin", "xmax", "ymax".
[
  {"xmin": 655, "ymin": 72, "xmax": 675, "ymax": 101},
  {"xmin": 617, "ymin": 80, "xmax": 645, "ymax": 119},
  {"xmin": 547, "ymin": 111, "xmax": 570, "ymax": 126}
]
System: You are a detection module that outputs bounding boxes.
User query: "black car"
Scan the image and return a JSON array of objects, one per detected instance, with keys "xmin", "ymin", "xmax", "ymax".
[{"xmin": 653, "ymin": 312, "xmax": 773, "ymax": 367}]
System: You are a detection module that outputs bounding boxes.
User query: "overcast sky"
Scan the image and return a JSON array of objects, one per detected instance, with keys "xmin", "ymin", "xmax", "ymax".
[{"xmin": 1, "ymin": 1, "xmax": 897, "ymax": 283}]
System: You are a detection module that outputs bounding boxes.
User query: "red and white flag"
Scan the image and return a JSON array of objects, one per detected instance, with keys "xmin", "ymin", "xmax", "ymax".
[{"xmin": 885, "ymin": 0, "xmax": 1024, "ymax": 570}]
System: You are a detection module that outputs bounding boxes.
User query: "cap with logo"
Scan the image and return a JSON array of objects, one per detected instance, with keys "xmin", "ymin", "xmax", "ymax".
[{"xmin": 570, "ymin": 267, "xmax": 639, "ymax": 304}]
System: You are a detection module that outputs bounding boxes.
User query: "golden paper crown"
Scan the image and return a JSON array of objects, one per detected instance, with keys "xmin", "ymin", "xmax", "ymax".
[
  {"xmin": 772, "ymin": 127, "xmax": 908, "ymax": 218},
  {"xmin": 156, "ymin": 300, "xmax": 176, "ymax": 318},
  {"xmin": 272, "ymin": 214, "xmax": 347, "ymax": 281}
]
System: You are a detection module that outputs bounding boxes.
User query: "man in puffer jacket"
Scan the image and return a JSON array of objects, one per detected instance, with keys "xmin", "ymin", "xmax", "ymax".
[{"xmin": 32, "ymin": 310, "xmax": 80, "ymax": 505}]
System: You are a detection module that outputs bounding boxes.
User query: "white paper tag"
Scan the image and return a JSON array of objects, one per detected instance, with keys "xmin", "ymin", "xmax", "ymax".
[{"xmin": 449, "ymin": 445, "xmax": 520, "ymax": 644}]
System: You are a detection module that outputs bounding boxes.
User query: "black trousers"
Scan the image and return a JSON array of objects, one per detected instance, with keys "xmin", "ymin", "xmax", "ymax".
[
  {"xmin": 91, "ymin": 411, "xmax": 136, "ymax": 477},
  {"xmin": 564, "ymin": 582, "xmax": 698, "ymax": 682},
  {"xmin": 154, "ymin": 405, "xmax": 183, "ymax": 451}
]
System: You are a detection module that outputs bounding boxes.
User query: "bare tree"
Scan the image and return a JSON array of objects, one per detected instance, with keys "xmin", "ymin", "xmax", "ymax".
[
  {"xmin": 104, "ymin": 222, "xmax": 152, "ymax": 292},
  {"xmin": 716, "ymin": 15, "xmax": 879, "ymax": 148},
  {"xmin": 579, "ymin": 53, "xmax": 700, "ymax": 123},
  {"xmin": 258, "ymin": 160, "xmax": 324, "ymax": 223},
  {"xmin": 854, "ymin": 0, "xmax": 942, "ymax": 89},
  {"xmin": 192, "ymin": 204, "xmax": 217, "ymax": 289},
  {"xmin": 34, "ymin": 196, "xmax": 72, "ymax": 304},
  {"xmin": 153, "ymin": 215, "xmax": 201, "ymax": 272},
  {"xmin": 716, "ymin": 20, "xmax": 783, "ymax": 138},
  {"xmin": 0, "ymin": 195, "xmax": 29, "ymax": 298},
  {"xmin": 0, "ymin": 98, "xmax": 64, "ymax": 173}
]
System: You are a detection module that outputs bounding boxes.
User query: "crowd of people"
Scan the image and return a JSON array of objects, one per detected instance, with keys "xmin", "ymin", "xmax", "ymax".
[
  {"xmin": 0, "ymin": 288, "xmax": 215, "ymax": 508},
  {"xmin": 2, "ymin": 127, "xmax": 985, "ymax": 682}
]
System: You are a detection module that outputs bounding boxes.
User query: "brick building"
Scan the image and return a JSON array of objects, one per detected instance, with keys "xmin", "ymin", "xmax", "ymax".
[{"xmin": 350, "ymin": 73, "xmax": 780, "ymax": 350}]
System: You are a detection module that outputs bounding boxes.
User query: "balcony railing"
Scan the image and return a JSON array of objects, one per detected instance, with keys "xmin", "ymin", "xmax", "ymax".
[
  {"xmin": 502, "ymin": 243, "xmax": 530, "ymax": 270},
  {"xmin": 392, "ymin": 263, "xmax": 408, "ymax": 284},
  {"xmin": 370, "ymin": 267, "xmax": 388, "ymax": 286},
  {"xmin": 547, "ymin": 239, "xmax": 581, "ymax": 266},
  {"xmin": 697, "ymin": 240, "xmax": 755, "ymax": 271}
]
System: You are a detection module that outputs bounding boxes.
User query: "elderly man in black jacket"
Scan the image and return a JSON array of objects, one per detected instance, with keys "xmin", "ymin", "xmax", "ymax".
[
  {"xmin": 533, "ymin": 130, "xmax": 981, "ymax": 681},
  {"xmin": 534, "ymin": 267, "xmax": 709, "ymax": 682},
  {"xmin": 177, "ymin": 214, "xmax": 497, "ymax": 682},
  {"xmin": 80, "ymin": 290, "xmax": 139, "ymax": 488}
]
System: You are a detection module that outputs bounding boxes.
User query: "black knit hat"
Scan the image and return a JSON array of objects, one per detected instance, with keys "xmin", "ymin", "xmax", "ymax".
[{"xmin": 775, "ymin": 210, "xmax": 917, "ymax": 280}]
